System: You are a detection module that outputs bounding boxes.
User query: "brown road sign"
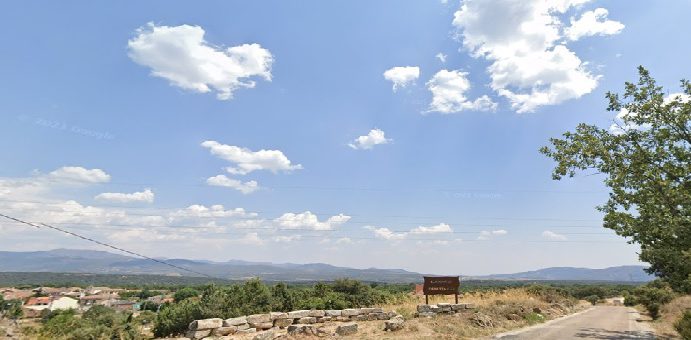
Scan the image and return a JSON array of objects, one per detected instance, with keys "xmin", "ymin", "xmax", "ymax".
[{"xmin": 423, "ymin": 276, "xmax": 460, "ymax": 304}]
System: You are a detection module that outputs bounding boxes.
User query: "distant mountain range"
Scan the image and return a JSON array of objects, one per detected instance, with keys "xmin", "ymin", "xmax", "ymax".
[{"xmin": 0, "ymin": 249, "xmax": 653, "ymax": 283}]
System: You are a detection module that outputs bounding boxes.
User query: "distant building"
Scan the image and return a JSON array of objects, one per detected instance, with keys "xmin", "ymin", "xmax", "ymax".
[{"xmin": 49, "ymin": 297, "xmax": 79, "ymax": 311}]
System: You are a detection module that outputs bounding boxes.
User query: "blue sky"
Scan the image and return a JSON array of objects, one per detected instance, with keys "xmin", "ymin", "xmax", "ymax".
[{"xmin": 0, "ymin": 1, "xmax": 689, "ymax": 275}]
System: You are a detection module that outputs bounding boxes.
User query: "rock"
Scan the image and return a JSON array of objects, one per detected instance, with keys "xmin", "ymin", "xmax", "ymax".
[
  {"xmin": 252, "ymin": 330, "xmax": 274, "ymax": 340},
  {"xmin": 335, "ymin": 323, "xmax": 358, "ymax": 336},
  {"xmin": 416, "ymin": 312, "xmax": 436, "ymax": 318},
  {"xmin": 298, "ymin": 317, "xmax": 317, "ymax": 324},
  {"xmin": 237, "ymin": 327, "xmax": 257, "ymax": 334},
  {"xmin": 465, "ymin": 303, "xmax": 476, "ymax": 309},
  {"xmin": 270, "ymin": 312, "xmax": 288, "ymax": 320},
  {"xmin": 274, "ymin": 318, "xmax": 293, "ymax": 328},
  {"xmin": 288, "ymin": 324, "xmax": 314, "ymax": 335},
  {"xmin": 224, "ymin": 316, "xmax": 248, "ymax": 327},
  {"xmin": 317, "ymin": 316, "xmax": 331, "ymax": 322},
  {"xmin": 354, "ymin": 315, "xmax": 368, "ymax": 321},
  {"xmin": 247, "ymin": 314, "xmax": 271, "ymax": 326},
  {"xmin": 533, "ymin": 307, "xmax": 542, "ymax": 314},
  {"xmin": 360, "ymin": 307, "xmax": 377, "ymax": 314},
  {"xmin": 287, "ymin": 310, "xmax": 311, "ymax": 318},
  {"xmin": 506, "ymin": 313, "xmax": 521, "ymax": 321},
  {"xmin": 471, "ymin": 313, "xmax": 494, "ymax": 328},
  {"xmin": 189, "ymin": 318, "xmax": 223, "ymax": 330},
  {"xmin": 254, "ymin": 322, "xmax": 274, "ymax": 330},
  {"xmin": 367, "ymin": 313, "xmax": 378, "ymax": 321},
  {"xmin": 236, "ymin": 323, "xmax": 250, "ymax": 330},
  {"xmin": 417, "ymin": 304, "xmax": 433, "ymax": 313},
  {"xmin": 325, "ymin": 310, "xmax": 342, "ymax": 317},
  {"xmin": 342, "ymin": 308, "xmax": 361, "ymax": 316},
  {"xmin": 213, "ymin": 326, "xmax": 237, "ymax": 336},
  {"xmin": 384, "ymin": 315, "xmax": 405, "ymax": 331},
  {"xmin": 308, "ymin": 310, "xmax": 326, "ymax": 317},
  {"xmin": 335, "ymin": 316, "xmax": 350, "ymax": 322},
  {"xmin": 451, "ymin": 303, "xmax": 467, "ymax": 311},
  {"xmin": 186, "ymin": 329, "xmax": 212, "ymax": 339},
  {"xmin": 373, "ymin": 313, "xmax": 389, "ymax": 320}
]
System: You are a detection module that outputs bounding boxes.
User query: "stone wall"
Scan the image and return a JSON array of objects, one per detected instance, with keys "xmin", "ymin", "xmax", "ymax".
[
  {"xmin": 415, "ymin": 302, "xmax": 476, "ymax": 317},
  {"xmin": 186, "ymin": 307, "xmax": 399, "ymax": 339}
]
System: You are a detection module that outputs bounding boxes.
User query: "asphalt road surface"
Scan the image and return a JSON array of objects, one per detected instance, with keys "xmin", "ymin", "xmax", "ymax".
[{"xmin": 493, "ymin": 306, "xmax": 656, "ymax": 340}]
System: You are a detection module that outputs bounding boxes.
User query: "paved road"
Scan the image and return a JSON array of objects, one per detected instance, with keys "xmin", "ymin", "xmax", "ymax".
[{"xmin": 493, "ymin": 306, "xmax": 656, "ymax": 340}]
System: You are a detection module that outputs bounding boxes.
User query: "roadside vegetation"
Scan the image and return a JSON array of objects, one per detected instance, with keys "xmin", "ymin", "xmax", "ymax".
[{"xmin": 542, "ymin": 67, "xmax": 690, "ymax": 338}]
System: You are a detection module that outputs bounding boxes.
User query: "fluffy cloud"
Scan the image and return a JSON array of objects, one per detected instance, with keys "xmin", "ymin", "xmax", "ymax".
[
  {"xmin": 274, "ymin": 211, "xmax": 351, "ymax": 230},
  {"xmin": 365, "ymin": 223, "xmax": 453, "ymax": 240},
  {"xmin": 206, "ymin": 175, "xmax": 259, "ymax": 194},
  {"xmin": 478, "ymin": 229, "xmax": 508, "ymax": 240},
  {"xmin": 365, "ymin": 226, "xmax": 408, "ymax": 240},
  {"xmin": 383, "ymin": 66, "xmax": 420, "ymax": 91},
  {"xmin": 128, "ymin": 23, "xmax": 273, "ymax": 100},
  {"xmin": 95, "ymin": 189, "xmax": 154, "ymax": 203},
  {"xmin": 49, "ymin": 167, "xmax": 111, "ymax": 183},
  {"xmin": 201, "ymin": 141, "xmax": 302, "ymax": 175},
  {"xmin": 348, "ymin": 129, "xmax": 392, "ymax": 150},
  {"xmin": 542, "ymin": 230, "xmax": 567, "ymax": 241},
  {"xmin": 409, "ymin": 223, "xmax": 453, "ymax": 234},
  {"xmin": 273, "ymin": 235, "xmax": 302, "ymax": 243},
  {"xmin": 435, "ymin": 53, "xmax": 447, "ymax": 63},
  {"xmin": 565, "ymin": 8, "xmax": 624, "ymax": 41},
  {"xmin": 426, "ymin": 70, "xmax": 497, "ymax": 113},
  {"xmin": 170, "ymin": 204, "xmax": 256, "ymax": 219},
  {"xmin": 452, "ymin": 0, "xmax": 619, "ymax": 113}
]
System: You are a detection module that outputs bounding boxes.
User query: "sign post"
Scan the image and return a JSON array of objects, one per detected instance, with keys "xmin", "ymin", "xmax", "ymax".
[{"xmin": 423, "ymin": 276, "xmax": 460, "ymax": 304}]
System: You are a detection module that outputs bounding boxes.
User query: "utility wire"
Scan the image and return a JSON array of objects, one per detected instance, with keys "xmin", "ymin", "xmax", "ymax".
[{"xmin": 0, "ymin": 213, "xmax": 217, "ymax": 279}]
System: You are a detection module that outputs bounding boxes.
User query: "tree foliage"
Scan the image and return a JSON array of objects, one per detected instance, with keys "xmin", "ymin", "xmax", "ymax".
[{"xmin": 541, "ymin": 67, "xmax": 691, "ymax": 292}]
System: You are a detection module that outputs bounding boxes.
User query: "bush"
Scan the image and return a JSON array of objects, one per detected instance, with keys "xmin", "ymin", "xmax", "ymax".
[
  {"xmin": 173, "ymin": 287, "xmax": 200, "ymax": 302},
  {"xmin": 675, "ymin": 310, "xmax": 691, "ymax": 340},
  {"xmin": 629, "ymin": 280, "xmax": 676, "ymax": 319},
  {"xmin": 584, "ymin": 295, "xmax": 601, "ymax": 305}
]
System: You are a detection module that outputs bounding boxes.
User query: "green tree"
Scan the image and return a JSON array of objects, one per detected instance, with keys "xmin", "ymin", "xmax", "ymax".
[
  {"xmin": 173, "ymin": 287, "xmax": 200, "ymax": 302},
  {"xmin": 541, "ymin": 67, "xmax": 691, "ymax": 293}
]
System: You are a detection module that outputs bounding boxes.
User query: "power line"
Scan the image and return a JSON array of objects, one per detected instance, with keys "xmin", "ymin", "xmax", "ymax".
[{"xmin": 0, "ymin": 213, "xmax": 217, "ymax": 279}]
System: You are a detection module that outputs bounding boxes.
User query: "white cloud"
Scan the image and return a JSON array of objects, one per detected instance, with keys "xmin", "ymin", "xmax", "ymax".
[
  {"xmin": 95, "ymin": 189, "xmax": 155, "ymax": 203},
  {"xmin": 206, "ymin": 175, "xmax": 259, "ymax": 194},
  {"xmin": 128, "ymin": 23, "xmax": 273, "ymax": 100},
  {"xmin": 542, "ymin": 230, "xmax": 567, "ymax": 241},
  {"xmin": 170, "ymin": 204, "xmax": 256, "ymax": 219},
  {"xmin": 409, "ymin": 223, "xmax": 453, "ymax": 234},
  {"xmin": 336, "ymin": 237, "xmax": 353, "ymax": 245},
  {"xmin": 435, "ymin": 53, "xmax": 447, "ymax": 63},
  {"xmin": 383, "ymin": 66, "xmax": 420, "ymax": 91},
  {"xmin": 452, "ymin": 0, "xmax": 610, "ymax": 113},
  {"xmin": 348, "ymin": 129, "xmax": 392, "ymax": 150},
  {"xmin": 273, "ymin": 235, "xmax": 302, "ymax": 243},
  {"xmin": 201, "ymin": 140, "xmax": 302, "ymax": 175},
  {"xmin": 365, "ymin": 226, "xmax": 408, "ymax": 240},
  {"xmin": 478, "ymin": 229, "xmax": 508, "ymax": 240},
  {"xmin": 426, "ymin": 70, "xmax": 497, "ymax": 113},
  {"xmin": 274, "ymin": 211, "xmax": 351, "ymax": 230},
  {"xmin": 49, "ymin": 167, "xmax": 111, "ymax": 183},
  {"xmin": 237, "ymin": 232, "xmax": 264, "ymax": 245},
  {"xmin": 565, "ymin": 8, "xmax": 624, "ymax": 41}
]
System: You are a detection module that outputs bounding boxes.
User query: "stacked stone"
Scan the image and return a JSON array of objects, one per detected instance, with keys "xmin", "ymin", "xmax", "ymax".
[
  {"xmin": 415, "ymin": 302, "xmax": 476, "ymax": 317},
  {"xmin": 186, "ymin": 307, "xmax": 399, "ymax": 339}
]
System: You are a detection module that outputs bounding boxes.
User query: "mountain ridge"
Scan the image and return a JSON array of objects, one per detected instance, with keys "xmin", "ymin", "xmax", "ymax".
[{"xmin": 0, "ymin": 249, "xmax": 653, "ymax": 283}]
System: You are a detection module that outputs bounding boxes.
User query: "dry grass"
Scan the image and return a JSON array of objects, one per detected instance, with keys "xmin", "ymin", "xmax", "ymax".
[
  {"xmin": 283, "ymin": 288, "xmax": 586, "ymax": 340},
  {"xmin": 649, "ymin": 295, "xmax": 691, "ymax": 339}
]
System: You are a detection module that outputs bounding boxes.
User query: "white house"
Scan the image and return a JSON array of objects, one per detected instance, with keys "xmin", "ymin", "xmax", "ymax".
[{"xmin": 49, "ymin": 297, "xmax": 79, "ymax": 311}]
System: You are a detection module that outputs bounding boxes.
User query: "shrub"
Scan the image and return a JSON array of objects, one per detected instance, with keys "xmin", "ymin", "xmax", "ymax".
[
  {"xmin": 173, "ymin": 287, "xmax": 200, "ymax": 302},
  {"xmin": 674, "ymin": 310, "xmax": 691, "ymax": 340},
  {"xmin": 629, "ymin": 280, "xmax": 676, "ymax": 319},
  {"xmin": 584, "ymin": 295, "xmax": 601, "ymax": 305}
]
